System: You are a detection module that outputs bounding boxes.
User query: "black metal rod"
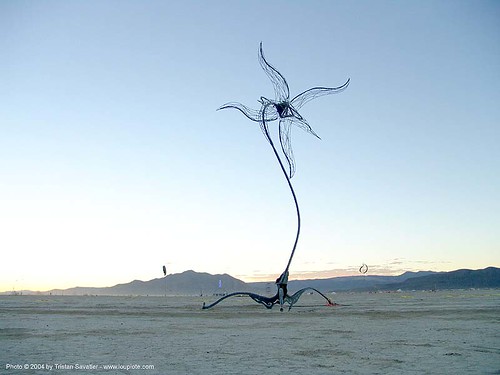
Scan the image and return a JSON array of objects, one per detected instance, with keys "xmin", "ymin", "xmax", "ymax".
[{"xmin": 261, "ymin": 106, "xmax": 301, "ymax": 277}]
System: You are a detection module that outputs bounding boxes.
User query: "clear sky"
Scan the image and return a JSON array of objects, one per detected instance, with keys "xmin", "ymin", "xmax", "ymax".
[{"xmin": 1, "ymin": 1, "xmax": 499, "ymax": 292}]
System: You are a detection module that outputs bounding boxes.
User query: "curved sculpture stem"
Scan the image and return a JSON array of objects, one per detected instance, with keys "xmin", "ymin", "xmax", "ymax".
[
  {"xmin": 267, "ymin": 132, "xmax": 301, "ymax": 275},
  {"xmin": 258, "ymin": 103, "xmax": 301, "ymax": 278}
]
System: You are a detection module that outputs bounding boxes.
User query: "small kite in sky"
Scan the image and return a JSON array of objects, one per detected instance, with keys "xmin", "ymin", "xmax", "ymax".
[{"xmin": 359, "ymin": 263, "xmax": 368, "ymax": 274}]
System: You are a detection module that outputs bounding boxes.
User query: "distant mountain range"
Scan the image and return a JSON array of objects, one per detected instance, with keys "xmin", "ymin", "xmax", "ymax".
[
  {"xmin": 47, "ymin": 270, "xmax": 247, "ymax": 296},
  {"xmin": 4, "ymin": 267, "xmax": 499, "ymax": 296},
  {"xmin": 374, "ymin": 267, "xmax": 500, "ymax": 291}
]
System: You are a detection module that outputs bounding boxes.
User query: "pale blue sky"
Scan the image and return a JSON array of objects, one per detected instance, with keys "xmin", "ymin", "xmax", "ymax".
[{"xmin": 1, "ymin": 1, "xmax": 499, "ymax": 291}]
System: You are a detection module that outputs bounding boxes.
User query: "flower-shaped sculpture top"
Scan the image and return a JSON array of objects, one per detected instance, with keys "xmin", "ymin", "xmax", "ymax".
[{"xmin": 218, "ymin": 42, "xmax": 350, "ymax": 178}]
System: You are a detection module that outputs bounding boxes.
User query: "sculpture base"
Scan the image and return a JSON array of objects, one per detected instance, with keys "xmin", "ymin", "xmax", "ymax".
[{"xmin": 202, "ymin": 287, "xmax": 337, "ymax": 311}]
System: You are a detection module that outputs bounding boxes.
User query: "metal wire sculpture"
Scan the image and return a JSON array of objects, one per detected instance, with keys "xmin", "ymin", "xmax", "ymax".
[{"xmin": 203, "ymin": 43, "xmax": 349, "ymax": 311}]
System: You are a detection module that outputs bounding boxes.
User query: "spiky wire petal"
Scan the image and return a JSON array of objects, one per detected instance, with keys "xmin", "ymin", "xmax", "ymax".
[
  {"xmin": 279, "ymin": 118, "xmax": 296, "ymax": 178},
  {"xmin": 217, "ymin": 102, "xmax": 262, "ymax": 122},
  {"xmin": 291, "ymin": 78, "xmax": 350, "ymax": 110},
  {"xmin": 288, "ymin": 107, "xmax": 321, "ymax": 140},
  {"xmin": 259, "ymin": 42, "xmax": 290, "ymax": 102},
  {"xmin": 278, "ymin": 114, "xmax": 321, "ymax": 179}
]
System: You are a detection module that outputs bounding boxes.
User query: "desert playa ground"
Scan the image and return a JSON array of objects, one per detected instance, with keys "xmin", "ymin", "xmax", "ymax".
[{"xmin": 1, "ymin": 289, "xmax": 499, "ymax": 374}]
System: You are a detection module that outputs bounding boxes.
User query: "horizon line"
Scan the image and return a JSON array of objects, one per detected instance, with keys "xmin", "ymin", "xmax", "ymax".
[{"xmin": 2, "ymin": 265, "xmax": 498, "ymax": 294}]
